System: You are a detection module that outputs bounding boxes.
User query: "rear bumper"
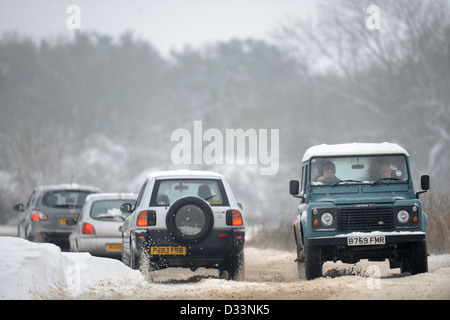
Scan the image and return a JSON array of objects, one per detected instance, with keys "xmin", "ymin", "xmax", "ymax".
[
  {"xmin": 135, "ymin": 228, "xmax": 245, "ymax": 268},
  {"xmin": 76, "ymin": 236, "xmax": 123, "ymax": 258},
  {"xmin": 29, "ymin": 230, "xmax": 72, "ymax": 249}
]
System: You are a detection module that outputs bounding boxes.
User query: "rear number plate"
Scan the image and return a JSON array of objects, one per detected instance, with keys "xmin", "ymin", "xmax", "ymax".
[
  {"xmin": 60, "ymin": 218, "xmax": 76, "ymax": 225},
  {"xmin": 347, "ymin": 235, "xmax": 386, "ymax": 246},
  {"xmin": 106, "ymin": 244, "xmax": 122, "ymax": 251},
  {"xmin": 150, "ymin": 246, "xmax": 186, "ymax": 255}
]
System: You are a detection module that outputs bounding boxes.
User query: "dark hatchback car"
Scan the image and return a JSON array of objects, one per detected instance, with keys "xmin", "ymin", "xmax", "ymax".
[{"xmin": 14, "ymin": 184, "xmax": 101, "ymax": 250}]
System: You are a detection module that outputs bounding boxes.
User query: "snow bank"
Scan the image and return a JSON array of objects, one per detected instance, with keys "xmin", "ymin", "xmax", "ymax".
[
  {"xmin": 0, "ymin": 237, "xmax": 143, "ymax": 299},
  {"xmin": 2, "ymin": 236, "xmax": 450, "ymax": 300}
]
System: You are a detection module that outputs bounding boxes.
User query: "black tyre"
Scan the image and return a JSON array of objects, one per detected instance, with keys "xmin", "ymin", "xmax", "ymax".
[
  {"xmin": 166, "ymin": 196, "xmax": 214, "ymax": 244},
  {"xmin": 304, "ymin": 244, "xmax": 323, "ymax": 280},
  {"xmin": 296, "ymin": 244, "xmax": 305, "ymax": 279},
  {"xmin": 219, "ymin": 249, "xmax": 245, "ymax": 281},
  {"xmin": 410, "ymin": 241, "xmax": 428, "ymax": 275}
]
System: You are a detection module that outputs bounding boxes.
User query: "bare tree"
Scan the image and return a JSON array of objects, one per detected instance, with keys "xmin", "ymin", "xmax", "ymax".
[{"xmin": 274, "ymin": 0, "xmax": 450, "ymax": 181}]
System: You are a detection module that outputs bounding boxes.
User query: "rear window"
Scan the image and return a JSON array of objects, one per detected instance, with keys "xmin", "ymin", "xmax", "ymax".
[
  {"xmin": 42, "ymin": 190, "xmax": 92, "ymax": 208},
  {"xmin": 90, "ymin": 199, "xmax": 134, "ymax": 221},
  {"xmin": 151, "ymin": 179, "xmax": 229, "ymax": 206}
]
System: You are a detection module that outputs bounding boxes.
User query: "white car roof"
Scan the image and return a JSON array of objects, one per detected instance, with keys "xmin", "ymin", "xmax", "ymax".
[
  {"xmin": 34, "ymin": 183, "xmax": 102, "ymax": 193},
  {"xmin": 147, "ymin": 170, "xmax": 225, "ymax": 181},
  {"xmin": 85, "ymin": 193, "xmax": 137, "ymax": 202},
  {"xmin": 302, "ymin": 142, "xmax": 409, "ymax": 162}
]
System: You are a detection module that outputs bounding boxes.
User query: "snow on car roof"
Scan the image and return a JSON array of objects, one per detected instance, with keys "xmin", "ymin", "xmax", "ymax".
[
  {"xmin": 147, "ymin": 170, "xmax": 225, "ymax": 180},
  {"xmin": 85, "ymin": 193, "xmax": 138, "ymax": 201},
  {"xmin": 34, "ymin": 183, "xmax": 102, "ymax": 192},
  {"xmin": 301, "ymin": 142, "xmax": 409, "ymax": 162}
]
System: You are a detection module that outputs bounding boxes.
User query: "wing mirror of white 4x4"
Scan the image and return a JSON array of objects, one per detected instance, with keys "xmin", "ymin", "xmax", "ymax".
[
  {"xmin": 416, "ymin": 175, "xmax": 430, "ymax": 199},
  {"xmin": 120, "ymin": 203, "xmax": 134, "ymax": 213}
]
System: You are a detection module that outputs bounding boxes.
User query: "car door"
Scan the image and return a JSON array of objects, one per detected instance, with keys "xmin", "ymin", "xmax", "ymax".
[{"xmin": 22, "ymin": 190, "xmax": 38, "ymax": 238}]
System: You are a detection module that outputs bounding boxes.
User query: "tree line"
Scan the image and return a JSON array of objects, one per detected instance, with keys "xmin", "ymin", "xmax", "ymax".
[{"xmin": 0, "ymin": 0, "xmax": 449, "ymax": 224}]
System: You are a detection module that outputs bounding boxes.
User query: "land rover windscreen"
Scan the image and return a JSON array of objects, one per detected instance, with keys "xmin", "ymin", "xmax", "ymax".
[{"xmin": 310, "ymin": 155, "xmax": 409, "ymax": 187}]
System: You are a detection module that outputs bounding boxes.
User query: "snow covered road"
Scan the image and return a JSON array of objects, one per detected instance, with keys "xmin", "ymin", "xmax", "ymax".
[{"xmin": 1, "ymin": 236, "xmax": 449, "ymax": 300}]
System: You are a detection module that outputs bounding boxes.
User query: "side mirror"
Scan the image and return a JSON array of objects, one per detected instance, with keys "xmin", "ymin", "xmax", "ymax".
[
  {"xmin": 416, "ymin": 175, "xmax": 430, "ymax": 198},
  {"xmin": 13, "ymin": 203, "xmax": 24, "ymax": 212},
  {"xmin": 120, "ymin": 203, "xmax": 133, "ymax": 213},
  {"xmin": 289, "ymin": 180, "xmax": 300, "ymax": 196},
  {"xmin": 421, "ymin": 175, "xmax": 430, "ymax": 191}
]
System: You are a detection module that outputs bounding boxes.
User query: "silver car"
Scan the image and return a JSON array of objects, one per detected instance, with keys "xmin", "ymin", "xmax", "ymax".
[
  {"xmin": 69, "ymin": 193, "xmax": 137, "ymax": 258},
  {"xmin": 14, "ymin": 184, "xmax": 101, "ymax": 250}
]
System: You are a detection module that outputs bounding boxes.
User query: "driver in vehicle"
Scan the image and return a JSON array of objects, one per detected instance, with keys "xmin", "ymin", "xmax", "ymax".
[{"xmin": 317, "ymin": 161, "xmax": 340, "ymax": 184}]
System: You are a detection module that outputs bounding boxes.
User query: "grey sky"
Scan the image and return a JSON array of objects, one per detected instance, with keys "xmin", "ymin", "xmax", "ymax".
[{"xmin": 0, "ymin": 0, "xmax": 317, "ymax": 54}]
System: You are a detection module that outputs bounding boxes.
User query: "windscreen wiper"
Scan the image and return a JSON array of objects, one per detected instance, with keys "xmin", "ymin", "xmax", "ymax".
[
  {"xmin": 371, "ymin": 177, "xmax": 401, "ymax": 185},
  {"xmin": 331, "ymin": 180, "xmax": 363, "ymax": 186}
]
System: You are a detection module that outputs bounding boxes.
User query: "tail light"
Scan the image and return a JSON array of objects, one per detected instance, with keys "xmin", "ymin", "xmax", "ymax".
[
  {"xmin": 31, "ymin": 210, "xmax": 48, "ymax": 221},
  {"xmin": 226, "ymin": 210, "xmax": 243, "ymax": 226},
  {"xmin": 137, "ymin": 211, "xmax": 148, "ymax": 226},
  {"xmin": 81, "ymin": 222, "xmax": 95, "ymax": 235},
  {"xmin": 137, "ymin": 210, "xmax": 156, "ymax": 227}
]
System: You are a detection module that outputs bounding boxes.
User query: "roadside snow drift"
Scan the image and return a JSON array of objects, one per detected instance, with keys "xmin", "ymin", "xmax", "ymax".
[
  {"xmin": 0, "ymin": 237, "xmax": 143, "ymax": 299},
  {"xmin": 1, "ymin": 236, "xmax": 450, "ymax": 299}
]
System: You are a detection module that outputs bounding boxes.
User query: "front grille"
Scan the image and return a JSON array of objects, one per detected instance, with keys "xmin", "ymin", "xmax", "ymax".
[{"xmin": 338, "ymin": 206, "xmax": 394, "ymax": 232}]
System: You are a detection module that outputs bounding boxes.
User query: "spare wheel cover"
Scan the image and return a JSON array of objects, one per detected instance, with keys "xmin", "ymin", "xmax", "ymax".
[{"xmin": 166, "ymin": 196, "xmax": 214, "ymax": 244}]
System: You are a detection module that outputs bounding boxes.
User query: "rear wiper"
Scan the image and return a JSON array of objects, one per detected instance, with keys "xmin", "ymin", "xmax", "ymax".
[
  {"xmin": 371, "ymin": 177, "xmax": 401, "ymax": 185},
  {"xmin": 204, "ymin": 194, "xmax": 217, "ymax": 201},
  {"xmin": 331, "ymin": 180, "xmax": 363, "ymax": 186}
]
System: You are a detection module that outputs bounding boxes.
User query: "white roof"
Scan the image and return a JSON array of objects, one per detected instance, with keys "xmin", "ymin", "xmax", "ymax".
[
  {"xmin": 85, "ymin": 193, "xmax": 138, "ymax": 201},
  {"xmin": 35, "ymin": 183, "xmax": 102, "ymax": 193},
  {"xmin": 146, "ymin": 170, "xmax": 225, "ymax": 180},
  {"xmin": 302, "ymin": 142, "xmax": 409, "ymax": 162}
]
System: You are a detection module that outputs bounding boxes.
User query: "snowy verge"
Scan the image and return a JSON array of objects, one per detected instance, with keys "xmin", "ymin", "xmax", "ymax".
[{"xmin": 0, "ymin": 236, "xmax": 143, "ymax": 299}]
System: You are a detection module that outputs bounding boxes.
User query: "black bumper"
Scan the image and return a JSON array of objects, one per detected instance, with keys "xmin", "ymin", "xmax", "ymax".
[
  {"xmin": 29, "ymin": 231, "xmax": 71, "ymax": 249},
  {"xmin": 135, "ymin": 228, "xmax": 245, "ymax": 269},
  {"xmin": 305, "ymin": 232, "xmax": 426, "ymax": 263}
]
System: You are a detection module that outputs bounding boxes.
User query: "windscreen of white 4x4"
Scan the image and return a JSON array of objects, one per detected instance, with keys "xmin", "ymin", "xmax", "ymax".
[
  {"xmin": 151, "ymin": 179, "xmax": 229, "ymax": 206},
  {"xmin": 310, "ymin": 155, "xmax": 409, "ymax": 186}
]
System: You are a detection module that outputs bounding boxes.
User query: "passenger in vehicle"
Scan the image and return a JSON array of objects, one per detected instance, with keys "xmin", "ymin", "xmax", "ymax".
[
  {"xmin": 378, "ymin": 160, "xmax": 392, "ymax": 178},
  {"xmin": 370, "ymin": 159, "xmax": 392, "ymax": 179},
  {"xmin": 198, "ymin": 184, "xmax": 213, "ymax": 200}
]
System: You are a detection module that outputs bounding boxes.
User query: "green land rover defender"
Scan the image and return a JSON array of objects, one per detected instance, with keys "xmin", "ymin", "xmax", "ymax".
[{"xmin": 289, "ymin": 143, "xmax": 430, "ymax": 280}]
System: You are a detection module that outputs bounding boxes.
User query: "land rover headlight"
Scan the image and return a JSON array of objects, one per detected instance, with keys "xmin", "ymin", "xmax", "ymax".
[
  {"xmin": 321, "ymin": 212, "xmax": 334, "ymax": 226},
  {"xmin": 397, "ymin": 210, "xmax": 410, "ymax": 224}
]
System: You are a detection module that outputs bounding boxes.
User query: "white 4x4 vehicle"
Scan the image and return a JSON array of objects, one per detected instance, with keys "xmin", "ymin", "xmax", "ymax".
[{"xmin": 120, "ymin": 170, "xmax": 245, "ymax": 280}]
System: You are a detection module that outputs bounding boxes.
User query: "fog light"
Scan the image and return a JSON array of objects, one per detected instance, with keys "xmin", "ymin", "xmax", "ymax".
[{"xmin": 397, "ymin": 210, "xmax": 410, "ymax": 223}]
